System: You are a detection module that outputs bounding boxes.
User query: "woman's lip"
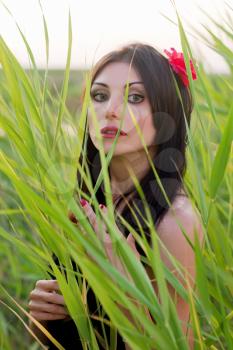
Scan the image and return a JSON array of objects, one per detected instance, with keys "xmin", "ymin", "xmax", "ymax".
[
  {"xmin": 101, "ymin": 133, "xmax": 126, "ymax": 138},
  {"xmin": 100, "ymin": 126, "xmax": 127, "ymax": 135}
]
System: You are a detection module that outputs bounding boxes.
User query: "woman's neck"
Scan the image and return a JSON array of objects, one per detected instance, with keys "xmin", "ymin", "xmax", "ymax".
[{"xmin": 109, "ymin": 146, "xmax": 156, "ymax": 196}]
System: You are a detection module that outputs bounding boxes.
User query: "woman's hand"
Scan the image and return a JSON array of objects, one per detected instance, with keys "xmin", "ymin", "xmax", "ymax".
[
  {"xmin": 76, "ymin": 199, "xmax": 140, "ymax": 280},
  {"xmin": 29, "ymin": 280, "xmax": 70, "ymax": 321}
]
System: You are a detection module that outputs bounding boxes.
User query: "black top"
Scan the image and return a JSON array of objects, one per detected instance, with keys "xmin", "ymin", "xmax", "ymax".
[
  {"xmin": 45, "ymin": 190, "xmax": 187, "ymax": 349},
  {"xmin": 46, "ymin": 257, "xmax": 127, "ymax": 350},
  {"xmin": 46, "ymin": 299, "xmax": 126, "ymax": 350}
]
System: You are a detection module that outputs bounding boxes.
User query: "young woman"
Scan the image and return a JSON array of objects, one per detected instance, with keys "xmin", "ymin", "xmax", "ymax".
[{"xmin": 28, "ymin": 42, "xmax": 203, "ymax": 349}]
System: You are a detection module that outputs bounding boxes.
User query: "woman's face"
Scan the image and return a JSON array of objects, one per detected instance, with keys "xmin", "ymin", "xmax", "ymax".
[{"xmin": 87, "ymin": 61, "xmax": 157, "ymax": 156}]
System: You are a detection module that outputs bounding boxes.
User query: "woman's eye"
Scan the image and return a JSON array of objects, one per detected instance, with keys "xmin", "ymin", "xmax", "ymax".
[
  {"xmin": 91, "ymin": 92, "xmax": 107, "ymax": 102},
  {"xmin": 90, "ymin": 92, "xmax": 144, "ymax": 103},
  {"xmin": 128, "ymin": 94, "xmax": 144, "ymax": 103}
]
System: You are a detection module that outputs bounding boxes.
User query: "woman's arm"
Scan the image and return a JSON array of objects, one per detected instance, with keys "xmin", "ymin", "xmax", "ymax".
[
  {"xmin": 145, "ymin": 196, "xmax": 204, "ymax": 349},
  {"xmin": 120, "ymin": 196, "xmax": 204, "ymax": 350}
]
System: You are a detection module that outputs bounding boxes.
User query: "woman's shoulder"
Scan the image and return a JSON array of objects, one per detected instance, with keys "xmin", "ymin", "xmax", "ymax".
[
  {"xmin": 145, "ymin": 190, "xmax": 205, "ymax": 295},
  {"xmin": 151, "ymin": 191, "xmax": 205, "ymax": 291},
  {"xmin": 156, "ymin": 190, "xmax": 204, "ymax": 245}
]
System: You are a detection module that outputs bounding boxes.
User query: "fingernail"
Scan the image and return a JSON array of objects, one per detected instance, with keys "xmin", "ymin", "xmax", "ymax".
[
  {"xmin": 99, "ymin": 204, "xmax": 105, "ymax": 209},
  {"xmin": 68, "ymin": 211, "xmax": 78, "ymax": 224},
  {"xmin": 80, "ymin": 199, "xmax": 87, "ymax": 207}
]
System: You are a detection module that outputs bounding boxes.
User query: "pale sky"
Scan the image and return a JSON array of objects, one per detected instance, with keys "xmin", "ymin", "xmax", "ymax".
[{"xmin": 0, "ymin": 0, "xmax": 232, "ymax": 73}]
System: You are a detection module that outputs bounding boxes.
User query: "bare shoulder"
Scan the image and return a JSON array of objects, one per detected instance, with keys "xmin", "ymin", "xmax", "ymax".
[
  {"xmin": 151, "ymin": 194, "xmax": 205, "ymax": 287},
  {"xmin": 156, "ymin": 194, "xmax": 204, "ymax": 246}
]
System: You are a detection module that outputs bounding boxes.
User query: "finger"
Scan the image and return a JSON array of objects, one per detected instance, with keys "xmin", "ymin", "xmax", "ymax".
[
  {"xmin": 67, "ymin": 209, "xmax": 88, "ymax": 236},
  {"xmin": 71, "ymin": 220, "xmax": 87, "ymax": 236},
  {"xmin": 126, "ymin": 233, "xmax": 134, "ymax": 245},
  {"xmin": 68, "ymin": 210, "xmax": 78, "ymax": 224},
  {"xmin": 29, "ymin": 300, "xmax": 68, "ymax": 316},
  {"xmin": 99, "ymin": 204, "xmax": 123, "ymax": 242},
  {"xmin": 35, "ymin": 280, "xmax": 60, "ymax": 292},
  {"xmin": 29, "ymin": 311, "xmax": 67, "ymax": 321},
  {"xmin": 30, "ymin": 290, "xmax": 66, "ymax": 305},
  {"xmin": 80, "ymin": 199, "xmax": 107, "ymax": 241},
  {"xmin": 77, "ymin": 222, "xmax": 87, "ymax": 236},
  {"xmin": 80, "ymin": 199, "xmax": 98, "ymax": 231}
]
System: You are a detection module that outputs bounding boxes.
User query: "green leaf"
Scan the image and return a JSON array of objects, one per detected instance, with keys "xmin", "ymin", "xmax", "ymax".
[{"xmin": 210, "ymin": 102, "xmax": 233, "ymax": 198}]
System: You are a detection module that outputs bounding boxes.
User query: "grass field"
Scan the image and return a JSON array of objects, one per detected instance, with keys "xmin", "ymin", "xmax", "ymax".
[{"xmin": 0, "ymin": 5, "xmax": 232, "ymax": 350}]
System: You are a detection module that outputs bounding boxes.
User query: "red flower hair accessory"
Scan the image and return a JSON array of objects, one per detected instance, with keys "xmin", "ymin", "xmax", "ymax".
[{"xmin": 164, "ymin": 47, "xmax": 197, "ymax": 87}]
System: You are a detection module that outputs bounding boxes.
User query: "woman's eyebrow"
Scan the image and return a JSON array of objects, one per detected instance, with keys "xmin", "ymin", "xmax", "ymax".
[{"xmin": 92, "ymin": 81, "xmax": 144, "ymax": 88}]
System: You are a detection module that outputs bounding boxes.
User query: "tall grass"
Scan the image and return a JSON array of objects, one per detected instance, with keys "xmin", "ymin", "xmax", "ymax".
[{"xmin": 0, "ymin": 3, "xmax": 232, "ymax": 350}]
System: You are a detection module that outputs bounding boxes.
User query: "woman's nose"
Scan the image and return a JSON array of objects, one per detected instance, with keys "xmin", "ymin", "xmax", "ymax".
[
  {"xmin": 106, "ymin": 109, "xmax": 119, "ymax": 119},
  {"xmin": 105, "ymin": 98, "xmax": 125, "ymax": 119}
]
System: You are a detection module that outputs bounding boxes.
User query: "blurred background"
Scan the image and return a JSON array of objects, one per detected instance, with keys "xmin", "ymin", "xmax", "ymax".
[{"xmin": 0, "ymin": 0, "xmax": 231, "ymax": 72}]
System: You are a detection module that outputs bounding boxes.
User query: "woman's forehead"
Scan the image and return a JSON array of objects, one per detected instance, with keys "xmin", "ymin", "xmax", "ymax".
[{"xmin": 92, "ymin": 61, "xmax": 142, "ymax": 86}]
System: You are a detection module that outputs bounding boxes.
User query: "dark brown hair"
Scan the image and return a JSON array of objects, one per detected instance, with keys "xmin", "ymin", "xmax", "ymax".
[{"xmin": 76, "ymin": 42, "xmax": 193, "ymax": 255}]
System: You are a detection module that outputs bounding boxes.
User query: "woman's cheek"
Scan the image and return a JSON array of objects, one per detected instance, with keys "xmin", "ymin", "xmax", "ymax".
[{"xmin": 142, "ymin": 117, "xmax": 157, "ymax": 147}]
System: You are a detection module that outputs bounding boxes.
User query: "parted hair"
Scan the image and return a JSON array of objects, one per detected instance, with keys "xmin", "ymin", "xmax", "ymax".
[{"xmin": 75, "ymin": 42, "xmax": 193, "ymax": 254}]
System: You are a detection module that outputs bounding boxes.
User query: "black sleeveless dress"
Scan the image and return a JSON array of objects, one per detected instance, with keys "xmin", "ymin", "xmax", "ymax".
[
  {"xmin": 45, "ymin": 255, "xmax": 127, "ymax": 350},
  {"xmin": 44, "ymin": 189, "xmax": 186, "ymax": 349}
]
